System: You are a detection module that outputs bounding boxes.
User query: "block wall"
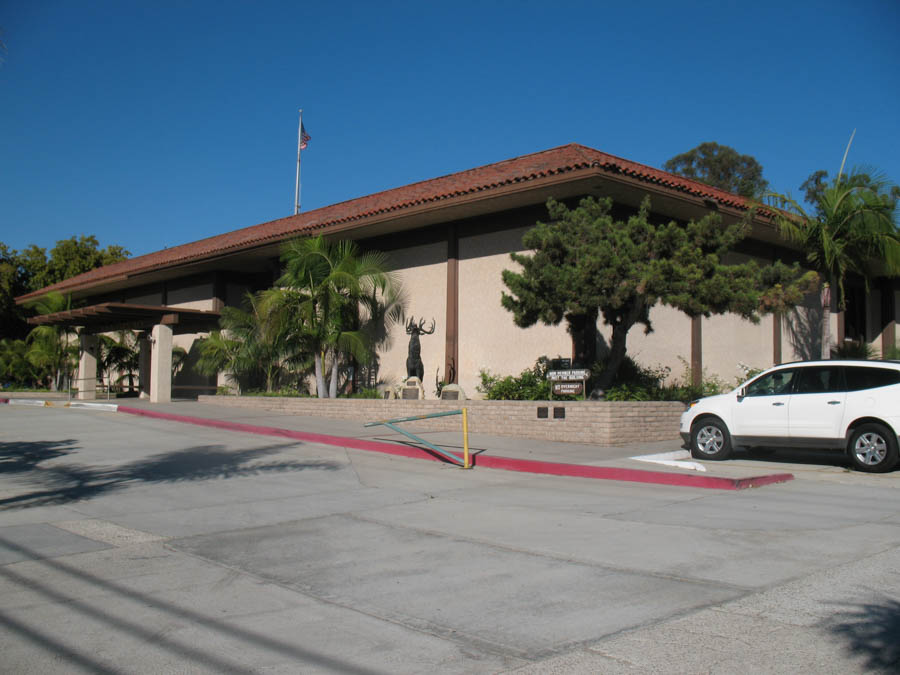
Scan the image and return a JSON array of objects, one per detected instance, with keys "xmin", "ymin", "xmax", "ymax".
[{"xmin": 196, "ymin": 396, "xmax": 685, "ymax": 445}]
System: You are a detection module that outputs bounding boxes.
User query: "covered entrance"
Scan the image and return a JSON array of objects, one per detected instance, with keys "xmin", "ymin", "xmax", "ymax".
[{"xmin": 28, "ymin": 302, "xmax": 221, "ymax": 403}]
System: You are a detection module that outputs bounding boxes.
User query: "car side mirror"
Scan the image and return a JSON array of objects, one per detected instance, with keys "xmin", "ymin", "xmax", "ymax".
[{"xmin": 737, "ymin": 388, "xmax": 746, "ymax": 402}]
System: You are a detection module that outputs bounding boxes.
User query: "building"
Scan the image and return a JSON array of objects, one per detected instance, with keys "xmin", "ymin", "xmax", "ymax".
[{"xmin": 17, "ymin": 144, "xmax": 898, "ymax": 402}]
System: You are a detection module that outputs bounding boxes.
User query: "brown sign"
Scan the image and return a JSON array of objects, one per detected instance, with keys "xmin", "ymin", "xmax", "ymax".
[{"xmin": 552, "ymin": 381, "xmax": 583, "ymax": 396}]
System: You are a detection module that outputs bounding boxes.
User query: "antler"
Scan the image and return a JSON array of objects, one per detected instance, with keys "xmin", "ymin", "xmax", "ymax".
[{"xmin": 406, "ymin": 316, "xmax": 436, "ymax": 334}]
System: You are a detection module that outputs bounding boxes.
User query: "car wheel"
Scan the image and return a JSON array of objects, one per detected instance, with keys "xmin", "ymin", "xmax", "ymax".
[
  {"xmin": 848, "ymin": 423, "xmax": 899, "ymax": 473},
  {"xmin": 690, "ymin": 418, "xmax": 733, "ymax": 460}
]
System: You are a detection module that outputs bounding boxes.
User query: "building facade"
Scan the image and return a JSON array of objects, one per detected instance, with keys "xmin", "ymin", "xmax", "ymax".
[{"xmin": 18, "ymin": 144, "xmax": 897, "ymax": 401}]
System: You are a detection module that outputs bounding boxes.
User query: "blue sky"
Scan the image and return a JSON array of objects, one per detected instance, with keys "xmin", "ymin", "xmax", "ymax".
[{"xmin": 2, "ymin": 1, "xmax": 898, "ymax": 258}]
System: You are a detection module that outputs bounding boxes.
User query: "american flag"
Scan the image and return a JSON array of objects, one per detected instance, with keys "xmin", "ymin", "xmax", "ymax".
[{"xmin": 300, "ymin": 123, "xmax": 311, "ymax": 150}]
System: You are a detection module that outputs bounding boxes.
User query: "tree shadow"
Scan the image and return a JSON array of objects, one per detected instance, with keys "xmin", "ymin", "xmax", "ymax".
[
  {"xmin": 0, "ymin": 442, "xmax": 341, "ymax": 510},
  {"xmin": 787, "ymin": 304, "xmax": 823, "ymax": 361},
  {"xmin": 0, "ymin": 537, "xmax": 386, "ymax": 675},
  {"xmin": 825, "ymin": 596, "xmax": 900, "ymax": 671},
  {"xmin": 0, "ymin": 439, "xmax": 79, "ymax": 474}
]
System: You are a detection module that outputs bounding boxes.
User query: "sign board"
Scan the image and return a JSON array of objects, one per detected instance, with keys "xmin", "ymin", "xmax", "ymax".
[
  {"xmin": 547, "ymin": 369, "xmax": 590, "ymax": 381},
  {"xmin": 550, "ymin": 358, "xmax": 572, "ymax": 370},
  {"xmin": 552, "ymin": 381, "xmax": 584, "ymax": 396}
]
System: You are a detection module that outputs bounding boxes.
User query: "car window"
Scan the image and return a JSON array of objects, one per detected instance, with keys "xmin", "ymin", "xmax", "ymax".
[
  {"xmin": 844, "ymin": 366, "xmax": 900, "ymax": 391},
  {"xmin": 744, "ymin": 369, "xmax": 796, "ymax": 396},
  {"xmin": 792, "ymin": 366, "xmax": 844, "ymax": 394}
]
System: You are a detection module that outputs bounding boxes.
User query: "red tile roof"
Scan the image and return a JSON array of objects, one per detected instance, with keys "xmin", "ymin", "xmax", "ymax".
[{"xmin": 17, "ymin": 143, "xmax": 758, "ymax": 302}]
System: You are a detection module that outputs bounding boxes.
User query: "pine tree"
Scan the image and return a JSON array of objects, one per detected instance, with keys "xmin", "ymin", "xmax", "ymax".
[{"xmin": 502, "ymin": 197, "xmax": 813, "ymax": 391}]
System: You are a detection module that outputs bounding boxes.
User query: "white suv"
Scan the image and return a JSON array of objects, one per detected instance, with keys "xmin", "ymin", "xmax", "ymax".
[{"xmin": 680, "ymin": 360, "xmax": 900, "ymax": 473}]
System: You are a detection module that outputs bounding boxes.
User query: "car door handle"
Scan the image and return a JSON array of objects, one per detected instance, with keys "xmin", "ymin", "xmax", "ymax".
[
  {"xmin": 827, "ymin": 400, "xmax": 841, "ymax": 405},
  {"xmin": 772, "ymin": 402, "xmax": 785, "ymax": 406}
]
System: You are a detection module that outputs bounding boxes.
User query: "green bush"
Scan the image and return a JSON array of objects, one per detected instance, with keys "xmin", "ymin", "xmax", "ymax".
[
  {"xmin": 478, "ymin": 357, "xmax": 576, "ymax": 401},
  {"xmin": 241, "ymin": 387, "xmax": 315, "ymax": 398},
  {"xmin": 833, "ymin": 340, "xmax": 878, "ymax": 360},
  {"xmin": 348, "ymin": 388, "xmax": 380, "ymax": 399},
  {"xmin": 601, "ymin": 356, "xmax": 727, "ymax": 403},
  {"xmin": 883, "ymin": 345, "xmax": 900, "ymax": 361},
  {"xmin": 478, "ymin": 353, "xmax": 735, "ymax": 403},
  {"xmin": 603, "ymin": 383, "xmax": 653, "ymax": 401}
]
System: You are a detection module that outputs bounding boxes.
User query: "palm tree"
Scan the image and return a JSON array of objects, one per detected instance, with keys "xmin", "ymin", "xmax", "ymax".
[
  {"xmin": 98, "ymin": 330, "xmax": 140, "ymax": 393},
  {"xmin": 767, "ymin": 168, "xmax": 900, "ymax": 358},
  {"xmin": 355, "ymin": 279, "xmax": 407, "ymax": 390},
  {"xmin": 24, "ymin": 291, "xmax": 76, "ymax": 390},
  {"xmin": 278, "ymin": 236, "xmax": 398, "ymax": 398},
  {"xmin": 0, "ymin": 338, "xmax": 38, "ymax": 387},
  {"xmin": 194, "ymin": 329, "xmax": 243, "ymax": 392},
  {"xmin": 195, "ymin": 291, "xmax": 297, "ymax": 393}
]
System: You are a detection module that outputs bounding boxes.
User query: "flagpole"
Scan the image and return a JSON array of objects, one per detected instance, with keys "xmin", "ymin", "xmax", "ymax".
[{"xmin": 294, "ymin": 109, "xmax": 303, "ymax": 215}]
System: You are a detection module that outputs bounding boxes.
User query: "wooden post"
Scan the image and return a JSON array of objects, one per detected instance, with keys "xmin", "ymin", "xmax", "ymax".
[
  {"xmin": 882, "ymin": 278, "xmax": 896, "ymax": 357},
  {"xmin": 445, "ymin": 225, "xmax": 459, "ymax": 384},
  {"xmin": 773, "ymin": 312, "xmax": 782, "ymax": 365}
]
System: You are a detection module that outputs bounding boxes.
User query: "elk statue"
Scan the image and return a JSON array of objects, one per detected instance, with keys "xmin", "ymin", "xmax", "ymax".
[{"xmin": 405, "ymin": 316, "xmax": 435, "ymax": 381}]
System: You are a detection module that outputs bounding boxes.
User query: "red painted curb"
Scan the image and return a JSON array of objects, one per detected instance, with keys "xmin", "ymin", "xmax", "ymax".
[{"xmin": 116, "ymin": 406, "xmax": 793, "ymax": 490}]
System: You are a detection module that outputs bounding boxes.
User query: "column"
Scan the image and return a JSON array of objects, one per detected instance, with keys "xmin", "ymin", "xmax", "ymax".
[
  {"xmin": 139, "ymin": 336, "xmax": 151, "ymax": 399},
  {"xmin": 77, "ymin": 334, "xmax": 98, "ymax": 400},
  {"xmin": 150, "ymin": 323, "xmax": 173, "ymax": 403}
]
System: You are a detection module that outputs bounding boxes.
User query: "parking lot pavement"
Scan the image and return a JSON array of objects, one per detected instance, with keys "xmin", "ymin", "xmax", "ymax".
[{"xmin": 1, "ymin": 405, "xmax": 899, "ymax": 673}]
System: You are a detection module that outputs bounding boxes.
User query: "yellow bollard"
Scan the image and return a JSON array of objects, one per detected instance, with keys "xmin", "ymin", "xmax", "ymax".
[{"xmin": 462, "ymin": 407, "xmax": 471, "ymax": 469}]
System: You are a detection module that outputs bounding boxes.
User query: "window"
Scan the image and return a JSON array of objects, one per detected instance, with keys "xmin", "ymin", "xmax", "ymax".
[
  {"xmin": 745, "ymin": 369, "xmax": 796, "ymax": 396},
  {"xmin": 844, "ymin": 367, "xmax": 900, "ymax": 391},
  {"xmin": 792, "ymin": 366, "xmax": 844, "ymax": 394}
]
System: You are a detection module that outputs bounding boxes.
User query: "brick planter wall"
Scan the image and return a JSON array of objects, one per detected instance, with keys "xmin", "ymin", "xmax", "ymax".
[{"xmin": 196, "ymin": 395, "xmax": 686, "ymax": 446}]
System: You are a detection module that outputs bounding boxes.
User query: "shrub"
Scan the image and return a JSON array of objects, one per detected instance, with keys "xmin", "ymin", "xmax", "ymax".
[
  {"xmin": 478, "ymin": 353, "xmax": 736, "ymax": 403},
  {"xmin": 602, "ymin": 356, "xmax": 727, "ymax": 403},
  {"xmin": 478, "ymin": 357, "xmax": 576, "ymax": 401},
  {"xmin": 603, "ymin": 383, "xmax": 653, "ymax": 401},
  {"xmin": 833, "ymin": 340, "xmax": 878, "ymax": 360},
  {"xmin": 348, "ymin": 388, "xmax": 380, "ymax": 399},
  {"xmin": 883, "ymin": 345, "xmax": 900, "ymax": 361}
]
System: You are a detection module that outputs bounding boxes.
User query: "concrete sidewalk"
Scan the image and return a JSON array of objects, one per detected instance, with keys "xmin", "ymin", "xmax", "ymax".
[{"xmin": 1, "ymin": 395, "xmax": 796, "ymax": 489}]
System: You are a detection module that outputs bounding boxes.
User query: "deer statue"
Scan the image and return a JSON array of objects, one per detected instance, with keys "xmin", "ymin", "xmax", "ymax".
[{"xmin": 405, "ymin": 316, "xmax": 435, "ymax": 381}]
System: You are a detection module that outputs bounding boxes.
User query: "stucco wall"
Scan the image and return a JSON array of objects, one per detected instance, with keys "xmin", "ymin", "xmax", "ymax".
[
  {"xmin": 702, "ymin": 313, "xmax": 770, "ymax": 386},
  {"xmin": 378, "ymin": 241, "xmax": 447, "ymax": 394},
  {"xmin": 601, "ymin": 306, "xmax": 692, "ymax": 384},
  {"xmin": 375, "ymin": 226, "xmax": 857, "ymax": 397},
  {"xmin": 458, "ymin": 227, "xmax": 570, "ymax": 397}
]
